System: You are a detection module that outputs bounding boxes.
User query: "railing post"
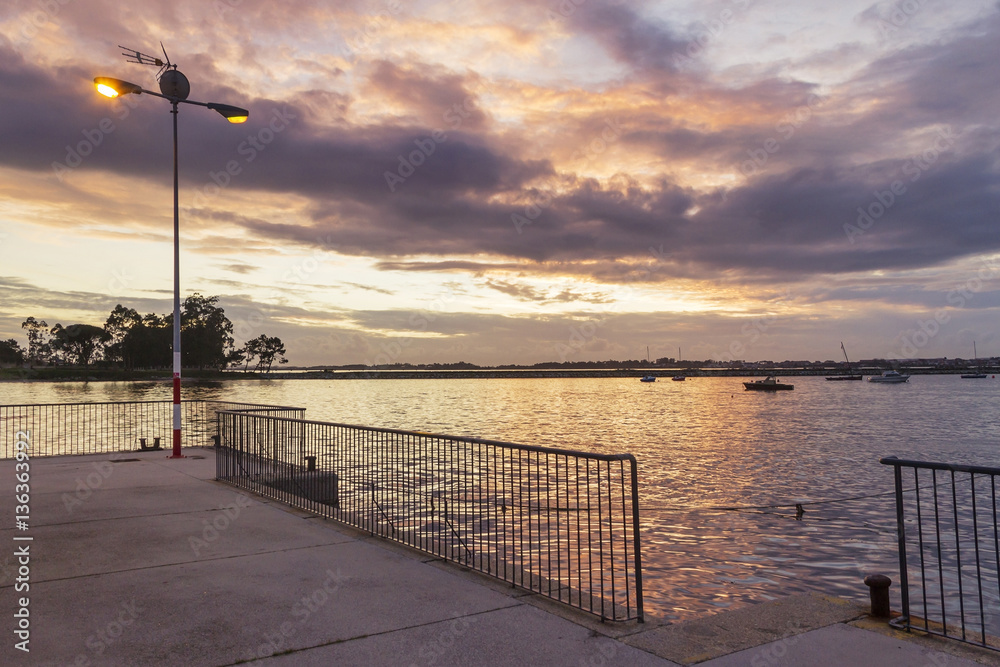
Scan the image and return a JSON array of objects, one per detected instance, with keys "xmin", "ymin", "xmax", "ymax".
[
  {"xmin": 889, "ymin": 457, "xmax": 910, "ymax": 624},
  {"xmin": 630, "ymin": 455, "xmax": 644, "ymax": 622}
]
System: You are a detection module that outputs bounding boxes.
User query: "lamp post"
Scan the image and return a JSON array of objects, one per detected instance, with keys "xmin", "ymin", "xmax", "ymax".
[{"xmin": 94, "ymin": 68, "xmax": 248, "ymax": 459}]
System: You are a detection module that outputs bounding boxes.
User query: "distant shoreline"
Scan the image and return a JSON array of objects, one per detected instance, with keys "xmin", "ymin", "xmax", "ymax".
[{"xmin": 2, "ymin": 367, "xmax": 995, "ymax": 382}]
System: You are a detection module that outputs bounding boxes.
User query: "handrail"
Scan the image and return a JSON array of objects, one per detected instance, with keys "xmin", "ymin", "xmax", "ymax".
[
  {"xmin": 880, "ymin": 456, "xmax": 1000, "ymax": 652},
  {"xmin": 215, "ymin": 409, "xmax": 644, "ymax": 622}
]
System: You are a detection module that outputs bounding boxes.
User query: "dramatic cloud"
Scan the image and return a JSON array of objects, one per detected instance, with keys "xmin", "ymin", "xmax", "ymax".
[{"xmin": 1, "ymin": 0, "xmax": 998, "ymax": 364}]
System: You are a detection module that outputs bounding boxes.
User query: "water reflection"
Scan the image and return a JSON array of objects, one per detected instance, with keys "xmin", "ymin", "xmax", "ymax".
[{"xmin": 2, "ymin": 375, "xmax": 998, "ymax": 622}]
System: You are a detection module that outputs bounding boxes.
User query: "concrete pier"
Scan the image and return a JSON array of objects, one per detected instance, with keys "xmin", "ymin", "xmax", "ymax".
[{"xmin": 1, "ymin": 449, "xmax": 996, "ymax": 665}]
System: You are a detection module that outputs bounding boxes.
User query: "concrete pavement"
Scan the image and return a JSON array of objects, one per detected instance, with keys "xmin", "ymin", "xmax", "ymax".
[{"xmin": 1, "ymin": 449, "xmax": 997, "ymax": 666}]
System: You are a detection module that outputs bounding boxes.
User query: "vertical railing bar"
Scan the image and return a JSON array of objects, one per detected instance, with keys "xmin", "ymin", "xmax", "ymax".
[
  {"xmin": 545, "ymin": 451, "xmax": 552, "ymax": 598},
  {"xmin": 630, "ymin": 456, "xmax": 644, "ymax": 622},
  {"xmin": 601, "ymin": 461, "xmax": 618, "ymax": 620},
  {"xmin": 619, "ymin": 458, "xmax": 630, "ymax": 620},
  {"xmin": 914, "ymin": 467, "xmax": 929, "ymax": 631},
  {"xmin": 970, "ymin": 473, "xmax": 986, "ymax": 645},
  {"xmin": 575, "ymin": 456, "xmax": 583, "ymax": 610},
  {"xmin": 993, "ymin": 475, "xmax": 1000, "ymax": 635},
  {"xmin": 932, "ymin": 469, "xmax": 946, "ymax": 635},
  {"xmin": 951, "ymin": 470, "xmax": 967, "ymax": 641},
  {"xmin": 891, "ymin": 461, "xmax": 911, "ymax": 628},
  {"xmin": 518, "ymin": 448, "xmax": 524, "ymax": 589},
  {"xmin": 596, "ymin": 459, "xmax": 605, "ymax": 619}
]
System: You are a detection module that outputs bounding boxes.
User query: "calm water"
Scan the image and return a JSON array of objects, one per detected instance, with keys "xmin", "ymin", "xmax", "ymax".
[{"xmin": 3, "ymin": 375, "xmax": 999, "ymax": 622}]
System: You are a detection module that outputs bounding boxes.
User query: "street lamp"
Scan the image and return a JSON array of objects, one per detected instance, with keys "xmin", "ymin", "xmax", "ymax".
[{"xmin": 94, "ymin": 65, "xmax": 248, "ymax": 459}]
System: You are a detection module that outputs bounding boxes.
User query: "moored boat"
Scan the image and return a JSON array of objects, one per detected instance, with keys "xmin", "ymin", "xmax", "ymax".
[
  {"xmin": 961, "ymin": 341, "xmax": 987, "ymax": 378},
  {"xmin": 743, "ymin": 376, "xmax": 794, "ymax": 391},
  {"xmin": 826, "ymin": 342, "xmax": 863, "ymax": 381},
  {"xmin": 640, "ymin": 346, "xmax": 656, "ymax": 381},
  {"xmin": 868, "ymin": 370, "xmax": 910, "ymax": 383},
  {"xmin": 672, "ymin": 375, "xmax": 686, "ymax": 381}
]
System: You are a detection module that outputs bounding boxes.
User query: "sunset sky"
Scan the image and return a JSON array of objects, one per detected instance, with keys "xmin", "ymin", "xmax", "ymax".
[{"xmin": 1, "ymin": 0, "xmax": 999, "ymax": 366}]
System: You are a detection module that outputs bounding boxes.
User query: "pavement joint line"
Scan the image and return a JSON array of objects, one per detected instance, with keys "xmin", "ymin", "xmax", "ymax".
[
  {"xmin": 2, "ymin": 540, "xmax": 358, "ymax": 588},
  {"xmin": 217, "ymin": 602, "xmax": 531, "ymax": 666},
  {"xmin": 0, "ymin": 506, "xmax": 268, "ymax": 530}
]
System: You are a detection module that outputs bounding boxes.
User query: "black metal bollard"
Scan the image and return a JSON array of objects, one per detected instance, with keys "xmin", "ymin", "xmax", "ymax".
[{"xmin": 864, "ymin": 574, "xmax": 892, "ymax": 617}]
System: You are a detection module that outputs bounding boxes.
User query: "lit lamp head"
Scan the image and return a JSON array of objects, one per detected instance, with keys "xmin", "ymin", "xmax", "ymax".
[
  {"xmin": 207, "ymin": 103, "xmax": 250, "ymax": 124},
  {"xmin": 94, "ymin": 77, "xmax": 142, "ymax": 98}
]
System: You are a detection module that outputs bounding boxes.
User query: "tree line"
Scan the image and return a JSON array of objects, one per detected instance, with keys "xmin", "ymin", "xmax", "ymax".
[{"xmin": 0, "ymin": 294, "xmax": 287, "ymax": 373}]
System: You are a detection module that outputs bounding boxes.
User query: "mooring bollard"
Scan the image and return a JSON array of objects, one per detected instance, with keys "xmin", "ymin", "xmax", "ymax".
[{"xmin": 864, "ymin": 574, "xmax": 892, "ymax": 617}]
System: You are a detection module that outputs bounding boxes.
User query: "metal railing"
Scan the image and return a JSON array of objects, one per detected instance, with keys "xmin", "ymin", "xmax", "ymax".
[
  {"xmin": 0, "ymin": 400, "xmax": 303, "ymax": 458},
  {"xmin": 881, "ymin": 456, "xmax": 1000, "ymax": 651},
  {"xmin": 216, "ymin": 410, "xmax": 644, "ymax": 622}
]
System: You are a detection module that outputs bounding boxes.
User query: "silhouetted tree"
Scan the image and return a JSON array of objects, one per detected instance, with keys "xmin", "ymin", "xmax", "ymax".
[
  {"xmin": 256, "ymin": 335, "xmax": 288, "ymax": 373},
  {"xmin": 104, "ymin": 305, "xmax": 142, "ymax": 367},
  {"xmin": 49, "ymin": 324, "xmax": 110, "ymax": 366},
  {"xmin": 0, "ymin": 339, "xmax": 25, "ymax": 365},
  {"xmin": 174, "ymin": 294, "xmax": 236, "ymax": 370},
  {"xmin": 20, "ymin": 317, "xmax": 51, "ymax": 365}
]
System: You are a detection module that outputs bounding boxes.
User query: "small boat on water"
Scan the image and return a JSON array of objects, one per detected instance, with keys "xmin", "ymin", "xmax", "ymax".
[
  {"xmin": 868, "ymin": 370, "xmax": 910, "ymax": 383},
  {"xmin": 826, "ymin": 342, "xmax": 863, "ymax": 381},
  {"xmin": 640, "ymin": 346, "xmax": 656, "ymax": 381},
  {"xmin": 743, "ymin": 376, "xmax": 794, "ymax": 391},
  {"xmin": 961, "ymin": 341, "xmax": 987, "ymax": 379},
  {"xmin": 672, "ymin": 375, "xmax": 686, "ymax": 381}
]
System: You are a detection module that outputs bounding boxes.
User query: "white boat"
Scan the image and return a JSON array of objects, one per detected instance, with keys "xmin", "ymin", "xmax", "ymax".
[
  {"xmin": 640, "ymin": 346, "xmax": 656, "ymax": 382},
  {"xmin": 868, "ymin": 370, "xmax": 910, "ymax": 383}
]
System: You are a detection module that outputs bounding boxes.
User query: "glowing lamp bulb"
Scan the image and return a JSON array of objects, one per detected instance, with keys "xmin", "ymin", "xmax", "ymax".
[{"xmin": 96, "ymin": 83, "xmax": 119, "ymax": 98}]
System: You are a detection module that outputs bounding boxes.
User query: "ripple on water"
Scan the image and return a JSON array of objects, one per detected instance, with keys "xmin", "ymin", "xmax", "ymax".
[{"xmin": 4, "ymin": 375, "xmax": 999, "ymax": 624}]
